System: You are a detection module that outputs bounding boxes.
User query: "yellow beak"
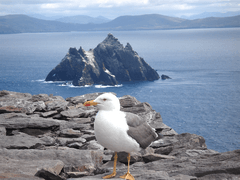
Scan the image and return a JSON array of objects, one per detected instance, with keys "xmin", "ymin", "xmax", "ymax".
[{"xmin": 84, "ymin": 100, "xmax": 98, "ymax": 106}]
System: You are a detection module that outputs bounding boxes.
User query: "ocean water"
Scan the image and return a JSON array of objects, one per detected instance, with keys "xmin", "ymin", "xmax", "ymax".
[{"xmin": 0, "ymin": 28, "xmax": 239, "ymax": 152}]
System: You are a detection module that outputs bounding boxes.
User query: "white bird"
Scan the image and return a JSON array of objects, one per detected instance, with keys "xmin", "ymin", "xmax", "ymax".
[{"xmin": 84, "ymin": 93, "xmax": 158, "ymax": 180}]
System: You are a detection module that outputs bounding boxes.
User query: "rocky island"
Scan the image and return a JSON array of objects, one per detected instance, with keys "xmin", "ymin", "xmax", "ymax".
[
  {"xmin": 45, "ymin": 34, "xmax": 159, "ymax": 86},
  {"xmin": 0, "ymin": 90, "xmax": 239, "ymax": 180}
]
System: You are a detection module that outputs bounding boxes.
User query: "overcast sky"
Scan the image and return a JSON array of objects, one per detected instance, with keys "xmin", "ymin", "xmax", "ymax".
[{"xmin": 0, "ymin": 0, "xmax": 240, "ymax": 19}]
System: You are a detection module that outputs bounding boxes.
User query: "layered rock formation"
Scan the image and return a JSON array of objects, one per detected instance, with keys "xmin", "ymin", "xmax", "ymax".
[
  {"xmin": 45, "ymin": 34, "xmax": 159, "ymax": 86},
  {"xmin": 0, "ymin": 90, "xmax": 239, "ymax": 180}
]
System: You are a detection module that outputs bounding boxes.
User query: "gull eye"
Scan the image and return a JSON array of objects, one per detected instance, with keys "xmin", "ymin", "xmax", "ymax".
[{"xmin": 103, "ymin": 98, "xmax": 107, "ymax": 101}]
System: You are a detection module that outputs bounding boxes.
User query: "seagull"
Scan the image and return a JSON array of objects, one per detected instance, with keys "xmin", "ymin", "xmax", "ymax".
[{"xmin": 84, "ymin": 93, "xmax": 158, "ymax": 180}]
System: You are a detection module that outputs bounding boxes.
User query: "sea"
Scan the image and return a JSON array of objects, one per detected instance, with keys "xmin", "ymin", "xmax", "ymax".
[{"xmin": 0, "ymin": 28, "xmax": 239, "ymax": 152}]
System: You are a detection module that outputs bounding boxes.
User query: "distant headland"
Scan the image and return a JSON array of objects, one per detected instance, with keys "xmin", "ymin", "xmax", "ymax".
[
  {"xmin": 45, "ymin": 33, "xmax": 160, "ymax": 86},
  {"xmin": 0, "ymin": 14, "xmax": 240, "ymax": 34}
]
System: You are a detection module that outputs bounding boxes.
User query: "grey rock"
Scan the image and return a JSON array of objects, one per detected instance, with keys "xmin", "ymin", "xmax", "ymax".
[
  {"xmin": 45, "ymin": 34, "xmax": 159, "ymax": 86},
  {"xmin": 18, "ymin": 128, "xmax": 52, "ymax": 137},
  {"xmin": 119, "ymin": 95, "xmax": 141, "ymax": 107},
  {"xmin": 161, "ymin": 127, "xmax": 178, "ymax": 136},
  {"xmin": 67, "ymin": 142, "xmax": 84, "ymax": 149},
  {"xmin": 152, "ymin": 133, "xmax": 208, "ymax": 158},
  {"xmin": 60, "ymin": 109, "xmax": 84, "ymax": 118},
  {"xmin": 60, "ymin": 108, "xmax": 96, "ymax": 118},
  {"xmin": 197, "ymin": 173, "xmax": 240, "ymax": 180},
  {"xmin": 87, "ymin": 140, "xmax": 104, "ymax": 150},
  {"xmin": 0, "ymin": 100, "xmax": 45, "ymax": 114},
  {"xmin": 45, "ymin": 100, "xmax": 69, "ymax": 111},
  {"xmin": 58, "ymin": 120, "xmax": 92, "ymax": 131},
  {"xmin": 1, "ymin": 91, "xmax": 240, "ymax": 180},
  {"xmin": 59, "ymin": 128, "xmax": 83, "ymax": 138},
  {"xmin": 121, "ymin": 102, "xmax": 152, "ymax": 114},
  {"xmin": 0, "ymin": 132, "xmax": 49, "ymax": 149},
  {"xmin": 0, "ymin": 105, "xmax": 23, "ymax": 113},
  {"xmin": 39, "ymin": 136, "xmax": 56, "ymax": 146},
  {"xmin": 0, "ymin": 90, "xmax": 32, "ymax": 100},
  {"xmin": 0, "ymin": 91, "xmax": 47, "ymax": 114},
  {"xmin": 161, "ymin": 74, "xmax": 171, "ymax": 80},
  {"xmin": 35, "ymin": 160, "xmax": 64, "ymax": 179},
  {"xmin": 154, "ymin": 146, "xmax": 174, "ymax": 155},
  {"xmin": 56, "ymin": 137, "xmax": 86, "ymax": 146},
  {"xmin": 157, "ymin": 123, "xmax": 178, "ymax": 135},
  {"xmin": 66, "ymin": 92, "xmax": 106, "ymax": 105},
  {"xmin": 81, "ymin": 134, "xmax": 96, "ymax": 141},
  {"xmin": 66, "ymin": 171, "xmax": 89, "ymax": 178},
  {"xmin": 81, "ymin": 129, "xmax": 95, "ymax": 134},
  {"xmin": 186, "ymin": 149, "xmax": 219, "ymax": 157},
  {"xmin": 133, "ymin": 170, "xmax": 173, "ymax": 180},
  {"xmin": 0, "ymin": 154, "xmax": 63, "ymax": 179},
  {"xmin": 50, "ymin": 95, "xmax": 66, "ymax": 102},
  {"xmin": 151, "ymin": 139, "xmax": 165, "ymax": 148},
  {"xmin": 4, "ymin": 177, "xmax": 44, "ymax": 180},
  {"xmin": 35, "ymin": 169, "xmax": 65, "ymax": 180},
  {"xmin": 148, "ymin": 112, "xmax": 164, "ymax": 130},
  {"xmin": 0, "ymin": 91, "xmax": 73, "ymax": 114},
  {"xmin": 31, "ymin": 93, "xmax": 51, "ymax": 102},
  {"xmin": 40, "ymin": 111, "xmax": 58, "ymax": 118},
  {"xmin": 0, "ymin": 148, "xmax": 104, "ymax": 170},
  {"xmin": 0, "ymin": 114, "xmax": 60, "ymax": 130},
  {"xmin": 168, "ymin": 133, "xmax": 208, "ymax": 157},
  {"xmin": 130, "ymin": 150, "xmax": 240, "ymax": 179},
  {"xmin": 0, "ymin": 126, "xmax": 6, "ymax": 136},
  {"xmin": 142, "ymin": 153, "xmax": 175, "ymax": 162},
  {"xmin": 70, "ymin": 118, "xmax": 92, "ymax": 124},
  {"xmin": 170, "ymin": 174, "xmax": 197, "ymax": 180}
]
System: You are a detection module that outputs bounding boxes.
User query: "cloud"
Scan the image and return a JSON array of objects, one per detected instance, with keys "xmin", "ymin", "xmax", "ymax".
[
  {"xmin": 0, "ymin": 0, "xmax": 239, "ymax": 18},
  {"xmin": 149, "ymin": 3, "xmax": 195, "ymax": 10},
  {"xmin": 41, "ymin": 3, "xmax": 60, "ymax": 9}
]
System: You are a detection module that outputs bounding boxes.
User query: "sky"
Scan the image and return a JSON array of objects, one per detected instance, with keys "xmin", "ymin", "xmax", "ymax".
[{"xmin": 0, "ymin": 0, "xmax": 240, "ymax": 19}]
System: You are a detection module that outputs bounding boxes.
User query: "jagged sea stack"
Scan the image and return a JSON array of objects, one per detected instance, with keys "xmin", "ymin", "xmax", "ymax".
[{"xmin": 45, "ymin": 33, "xmax": 159, "ymax": 86}]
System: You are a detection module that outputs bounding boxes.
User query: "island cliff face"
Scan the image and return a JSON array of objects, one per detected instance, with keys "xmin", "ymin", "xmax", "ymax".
[{"xmin": 45, "ymin": 33, "xmax": 159, "ymax": 86}]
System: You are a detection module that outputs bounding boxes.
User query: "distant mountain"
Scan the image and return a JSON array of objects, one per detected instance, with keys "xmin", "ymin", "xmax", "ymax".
[
  {"xmin": 55, "ymin": 15, "xmax": 111, "ymax": 24},
  {"xmin": 27, "ymin": 14, "xmax": 64, "ymax": 21},
  {"xmin": 180, "ymin": 15, "xmax": 240, "ymax": 29},
  {"xmin": 95, "ymin": 14, "xmax": 186, "ymax": 30},
  {"xmin": 0, "ymin": 14, "xmax": 85, "ymax": 34},
  {"xmin": 0, "ymin": 14, "xmax": 240, "ymax": 34},
  {"xmin": 181, "ymin": 11, "xmax": 240, "ymax": 20}
]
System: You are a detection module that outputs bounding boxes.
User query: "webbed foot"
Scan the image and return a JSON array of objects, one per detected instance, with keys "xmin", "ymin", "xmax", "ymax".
[
  {"xmin": 102, "ymin": 172, "xmax": 117, "ymax": 179},
  {"xmin": 120, "ymin": 172, "xmax": 135, "ymax": 180}
]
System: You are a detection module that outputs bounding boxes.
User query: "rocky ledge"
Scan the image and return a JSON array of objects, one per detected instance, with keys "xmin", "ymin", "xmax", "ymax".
[
  {"xmin": 45, "ymin": 33, "xmax": 159, "ymax": 86},
  {"xmin": 0, "ymin": 90, "xmax": 239, "ymax": 180}
]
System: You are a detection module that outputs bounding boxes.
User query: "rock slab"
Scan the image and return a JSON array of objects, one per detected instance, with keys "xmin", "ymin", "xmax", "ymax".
[{"xmin": 0, "ymin": 90, "xmax": 239, "ymax": 180}]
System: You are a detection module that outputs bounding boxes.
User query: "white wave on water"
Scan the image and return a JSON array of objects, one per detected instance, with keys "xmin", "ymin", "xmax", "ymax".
[
  {"xmin": 32, "ymin": 79, "xmax": 71, "ymax": 84},
  {"xmin": 95, "ymin": 84, "xmax": 123, "ymax": 88},
  {"xmin": 58, "ymin": 83, "xmax": 93, "ymax": 88},
  {"xmin": 44, "ymin": 81, "xmax": 67, "ymax": 84},
  {"xmin": 31, "ymin": 79, "xmax": 45, "ymax": 82},
  {"xmin": 33, "ymin": 79, "xmax": 123, "ymax": 88},
  {"xmin": 59, "ymin": 83, "xmax": 122, "ymax": 88}
]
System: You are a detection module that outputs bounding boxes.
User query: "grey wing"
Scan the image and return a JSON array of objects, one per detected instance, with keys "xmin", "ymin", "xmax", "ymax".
[{"xmin": 124, "ymin": 112, "xmax": 158, "ymax": 149}]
